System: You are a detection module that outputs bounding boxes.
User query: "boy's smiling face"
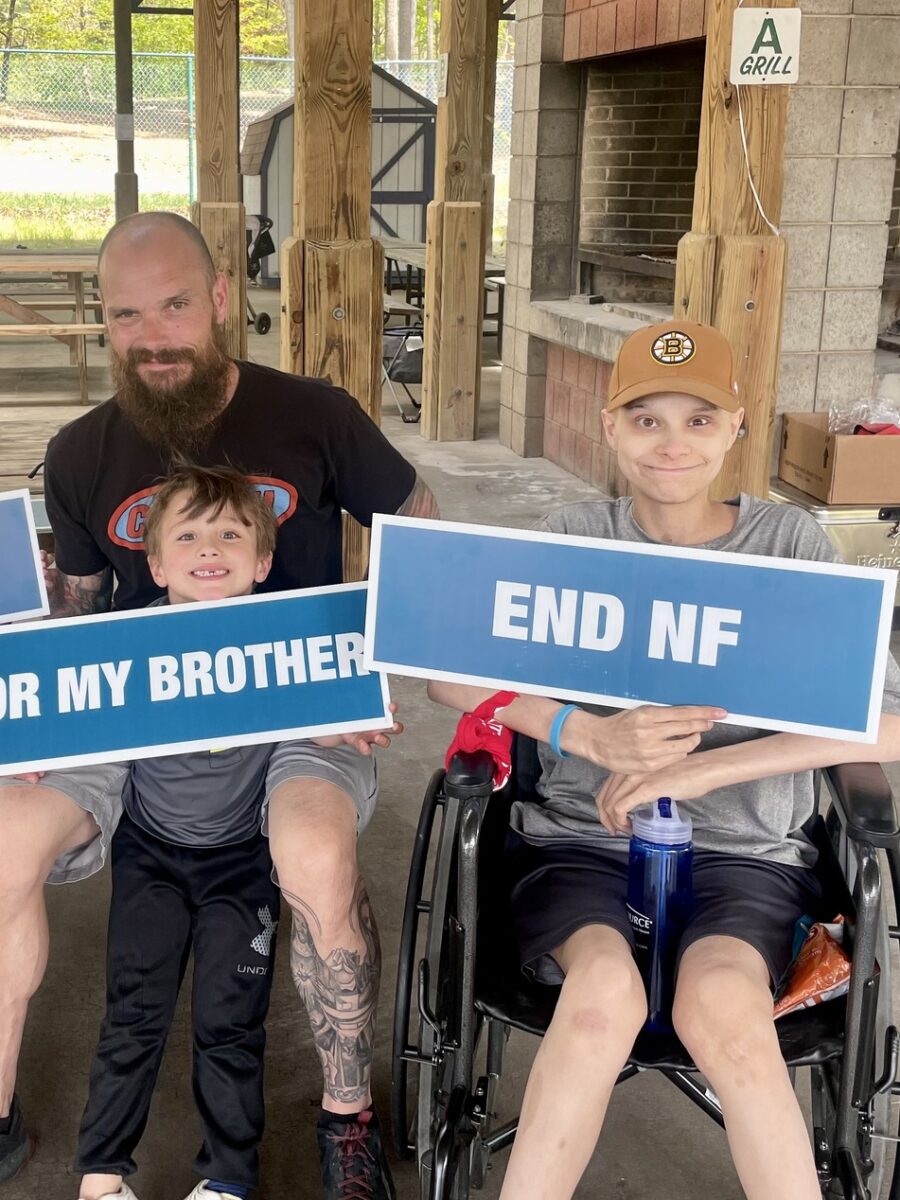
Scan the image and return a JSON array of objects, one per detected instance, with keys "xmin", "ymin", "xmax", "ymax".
[
  {"xmin": 146, "ymin": 489, "xmax": 273, "ymax": 605},
  {"xmin": 602, "ymin": 392, "xmax": 744, "ymax": 504}
]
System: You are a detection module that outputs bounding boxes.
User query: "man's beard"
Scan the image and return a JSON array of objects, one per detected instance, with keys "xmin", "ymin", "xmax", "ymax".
[{"xmin": 111, "ymin": 322, "xmax": 232, "ymax": 454}]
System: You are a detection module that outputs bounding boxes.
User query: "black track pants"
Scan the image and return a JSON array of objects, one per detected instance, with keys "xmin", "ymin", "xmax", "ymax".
[{"xmin": 75, "ymin": 813, "xmax": 280, "ymax": 1186}]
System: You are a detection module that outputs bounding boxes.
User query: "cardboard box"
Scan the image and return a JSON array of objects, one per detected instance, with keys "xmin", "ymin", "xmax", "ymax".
[{"xmin": 778, "ymin": 412, "xmax": 900, "ymax": 505}]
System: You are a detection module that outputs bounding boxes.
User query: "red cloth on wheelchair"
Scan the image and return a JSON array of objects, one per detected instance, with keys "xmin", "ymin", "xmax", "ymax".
[{"xmin": 445, "ymin": 691, "xmax": 518, "ymax": 789}]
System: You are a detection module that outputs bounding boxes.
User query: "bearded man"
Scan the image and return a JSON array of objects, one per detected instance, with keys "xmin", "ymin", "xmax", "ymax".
[{"xmin": 0, "ymin": 212, "xmax": 438, "ymax": 1200}]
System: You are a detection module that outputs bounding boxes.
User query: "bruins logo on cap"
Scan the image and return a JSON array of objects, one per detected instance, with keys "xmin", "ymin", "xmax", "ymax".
[{"xmin": 651, "ymin": 330, "xmax": 695, "ymax": 366}]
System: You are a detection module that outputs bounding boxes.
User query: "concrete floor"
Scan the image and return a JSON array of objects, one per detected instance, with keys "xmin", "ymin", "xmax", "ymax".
[{"xmin": 2, "ymin": 289, "xmax": 900, "ymax": 1199}]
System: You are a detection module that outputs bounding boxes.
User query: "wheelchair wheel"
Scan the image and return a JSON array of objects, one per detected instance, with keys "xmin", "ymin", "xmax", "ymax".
[
  {"xmin": 392, "ymin": 763, "xmax": 493, "ymax": 1200},
  {"xmin": 816, "ymin": 807, "xmax": 897, "ymax": 1199},
  {"xmin": 392, "ymin": 768, "xmax": 446, "ymax": 1160},
  {"xmin": 254, "ymin": 311, "xmax": 272, "ymax": 335}
]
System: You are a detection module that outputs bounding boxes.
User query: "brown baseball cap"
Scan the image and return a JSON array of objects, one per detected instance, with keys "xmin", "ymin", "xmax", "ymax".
[{"xmin": 607, "ymin": 320, "xmax": 740, "ymax": 413}]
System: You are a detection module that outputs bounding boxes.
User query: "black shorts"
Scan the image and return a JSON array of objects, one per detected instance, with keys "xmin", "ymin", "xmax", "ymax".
[{"xmin": 506, "ymin": 830, "xmax": 824, "ymax": 989}]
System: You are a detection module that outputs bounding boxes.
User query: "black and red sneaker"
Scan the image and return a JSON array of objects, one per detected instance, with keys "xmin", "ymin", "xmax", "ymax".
[
  {"xmin": 316, "ymin": 1109, "xmax": 396, "ymax": 1200},
  {"xmin": 0, "ymin": 1095, "xmax": 33, "ymax": 1184}
]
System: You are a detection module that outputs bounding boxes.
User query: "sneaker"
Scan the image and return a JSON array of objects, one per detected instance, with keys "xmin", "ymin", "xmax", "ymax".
[
  {"xmin": 78, "ymin": 1186, "xmax": 140, "ymax": 1200},
  {"xmin": 317, "ymin": 1110, "xmax": 396, "ymax": 1200},
  {"xmin": 182, "ymin": 1184, "xmax": 245, "ymax": 1200},
  {"xmin": 0, "ymin": 1095, "xmax": 33, "ymax": 1185}
]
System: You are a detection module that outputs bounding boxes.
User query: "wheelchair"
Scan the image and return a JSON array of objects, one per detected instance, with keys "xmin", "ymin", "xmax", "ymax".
[{"xmin": 392, "ymin": 735, "xmax": 900, "ymax": 1199}]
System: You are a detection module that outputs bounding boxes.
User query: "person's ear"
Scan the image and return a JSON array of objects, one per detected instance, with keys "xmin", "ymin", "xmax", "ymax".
[
  {"xmin": 601, "ymin": 407, "xmax": 618, "ymax": 448},
  {"xmin": 211, "ymin": 272, "xmax": 229, "ymax": 325},
  {"xmin": 255, "ymin": 552, "xmax": 273, "ymax": 584},
  {"xmin": 727, "ymin": 407, "xmax": 745, "ymax": 448},
  {"xmin": 147, "ymin": 555, "xmax": 167, "ymax": 589}
]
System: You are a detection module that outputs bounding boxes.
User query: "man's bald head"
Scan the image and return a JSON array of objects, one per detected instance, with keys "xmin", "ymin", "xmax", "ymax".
[{"xmin": 98, "ymin": 212, "xmax": 216, "ymax": 289}]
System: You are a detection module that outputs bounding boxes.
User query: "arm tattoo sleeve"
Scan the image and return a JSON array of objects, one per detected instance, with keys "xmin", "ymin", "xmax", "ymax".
[
  {"xmin": 395, "ymin": 475, "xmax": 441, "ymax": 520},
  {"xmin": 287, "ymin": 878, "xmax": 382, "ymax": 1106},
  {"xmin": 49, "ymin": 567, "xmax": 113, "ymax": 618}
]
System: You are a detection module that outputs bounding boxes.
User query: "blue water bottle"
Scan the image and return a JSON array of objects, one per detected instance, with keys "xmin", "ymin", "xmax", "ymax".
[{"xmin": 626, "ymin": 798, "xmax": 694, "ymax": 1032}]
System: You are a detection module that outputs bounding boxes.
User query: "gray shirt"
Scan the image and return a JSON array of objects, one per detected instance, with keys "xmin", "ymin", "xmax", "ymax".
[
  {"xmin": 511, "ymin": 494, "xmax": 900, "ymax": 868},
  {"xmin": 123, "ymin": 597, "xmax": 274, "ymax": 846},
  {"xmin": 124, "ymin": 743, "xmax": 274, "ymax": 848}
]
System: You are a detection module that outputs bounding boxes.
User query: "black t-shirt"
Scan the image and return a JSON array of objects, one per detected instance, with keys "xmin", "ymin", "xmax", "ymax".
[{"xmin": 44, "ymin": 361, "xmax": 417, "ymax": 610}]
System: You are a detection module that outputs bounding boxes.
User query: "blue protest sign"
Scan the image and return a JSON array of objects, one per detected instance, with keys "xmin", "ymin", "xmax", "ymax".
[
  {"xmin": 0, "ymin": 490, "xmax": 49, "ymax": 623},
  {"xmin": 0, "ymin": 585, "xmax": 390, "ymax": 774},
  {"xmin": 365, "ymin": 516, "xmax": 897, "ymax": 741}
]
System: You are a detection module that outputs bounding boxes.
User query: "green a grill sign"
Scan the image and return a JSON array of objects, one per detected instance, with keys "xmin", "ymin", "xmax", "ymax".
[{"xmin": 730, "ymin": 7, "xmax": 801, "ymax": 85}]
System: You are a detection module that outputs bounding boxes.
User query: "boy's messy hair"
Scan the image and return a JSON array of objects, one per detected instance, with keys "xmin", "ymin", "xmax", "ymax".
[{"xmin": 142, "ymin": 463, "xmax": 278, "ymax": 560}]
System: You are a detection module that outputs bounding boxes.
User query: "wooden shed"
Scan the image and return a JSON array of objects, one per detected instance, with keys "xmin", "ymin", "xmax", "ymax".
[{"xmin": 240, "ymin": 63, "xmax": 436, "ymax": 283}]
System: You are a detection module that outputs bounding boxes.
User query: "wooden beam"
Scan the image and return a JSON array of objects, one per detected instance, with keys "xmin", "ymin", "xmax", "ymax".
[
  {"xmin": 674, "ymin": 0, "xmax": 790, "ymax": 497},
  {"xmin": 303, "ymin": 239, "xmax": 384, "ymax": 422},
  {"xmin": 421, "ymin": 0, "xmax": 487, "ymax": 441},
  {"xmin": 280, "ymin": 236, "xmax": 304, "ymax": 374},
  {"xmin": 288, "ymin": 0, "xmax": 380, "ymax": 581},
  {"xmin": 193, "ymin": 0, "xmax": 240, "ymax": 204},
  {"xmin": 711, "ymin": 235, "xmax": 786, "ymax": 500},
  {"xmin": 692, "ymin": 0, "xmax": 791, "ymax": 236},
  {"xmin": 673, "ymin": 231, "xmax": 717, "ymax": 323},
  {"xmin": 434, "ymin": 0, "xmax": 486, "ymax": 204},
  {"xmin": 292, "ymin": 0, "xmax": 372, "ymax": 241},
  {"xmin": 191, "ymin": 201, "xmax": 247, "ymax": 358},
  {"xmin": 421, "ymin": 201, "xmax": 483, "ymax": 441}
]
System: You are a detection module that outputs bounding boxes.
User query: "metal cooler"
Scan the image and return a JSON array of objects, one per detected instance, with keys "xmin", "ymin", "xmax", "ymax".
[{"xmin": 769, "ymin": 478, "xmax": 900, "ymax": 614}]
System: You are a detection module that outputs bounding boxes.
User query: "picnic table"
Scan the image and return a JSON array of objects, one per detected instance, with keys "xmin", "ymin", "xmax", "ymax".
[{"xmin": 0, "ymin": 252, "xmax": 104, "ymax": 403}]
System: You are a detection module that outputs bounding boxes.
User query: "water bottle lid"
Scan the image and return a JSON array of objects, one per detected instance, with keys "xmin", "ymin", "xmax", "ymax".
[{"xmin": 630, "ymin": 797, "xmax": 693, "ymax": 845}]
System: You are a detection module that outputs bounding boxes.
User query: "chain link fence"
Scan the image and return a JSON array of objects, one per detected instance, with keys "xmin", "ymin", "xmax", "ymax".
[{"xmin": 0, "ymin": 48, "xmax": 512, "ymax": 240}]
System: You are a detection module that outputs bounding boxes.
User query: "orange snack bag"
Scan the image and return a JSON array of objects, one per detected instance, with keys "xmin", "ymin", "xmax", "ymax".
[{"xmin": 774, "ymin": 917, "xmax": 852, "ymax": 1019}]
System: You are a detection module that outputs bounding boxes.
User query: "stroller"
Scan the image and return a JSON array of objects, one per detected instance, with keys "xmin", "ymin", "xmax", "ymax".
[{"xmin": 245, "ymin": 214, "xmax": 276, "ymax": 335}]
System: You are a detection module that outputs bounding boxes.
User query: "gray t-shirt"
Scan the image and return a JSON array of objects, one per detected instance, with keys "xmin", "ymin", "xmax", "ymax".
[
  {"xmin": 511, "ymin": 494, "xmax": 900, "ymax": 868},
  {"xmin": 124, "ymin": 742, "xmax": 274, "ymax": 848},
  {"xmin": 122, "ymin": 596, "xmax": 274, "ymax": 847}
]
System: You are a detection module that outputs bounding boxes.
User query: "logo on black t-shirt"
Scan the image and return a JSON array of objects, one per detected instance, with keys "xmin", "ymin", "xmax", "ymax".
[{"xmin": 107, "ymin": 476, "xmax": 299, "ymax": 549}]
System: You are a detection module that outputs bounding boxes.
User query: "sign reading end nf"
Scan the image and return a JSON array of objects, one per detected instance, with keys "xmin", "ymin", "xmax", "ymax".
[{"xmin": 730, "ymin": 7, "xmax": 801, "ymax": 86}]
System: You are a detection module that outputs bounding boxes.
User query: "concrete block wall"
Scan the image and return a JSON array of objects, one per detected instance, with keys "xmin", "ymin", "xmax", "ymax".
[
  {"xmin": 563, "ymin": 0, "xmax": 708, "ymax": 60},
  {"xmin": 580, "ymin": 44, "xmax": 704, "ymax": 252},
  {"xmin": 778, "ymin": 0, "xmax": 900, "ymax": 411}
]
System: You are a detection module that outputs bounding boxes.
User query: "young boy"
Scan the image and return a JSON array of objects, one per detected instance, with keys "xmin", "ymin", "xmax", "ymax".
[
  {"xmin": 428, "ymin": 320, "xmax": 900, "ymax": 1200},
  {"xmin": 74, "ymin": 464, "xmax": 282, "ymax": 1200}
]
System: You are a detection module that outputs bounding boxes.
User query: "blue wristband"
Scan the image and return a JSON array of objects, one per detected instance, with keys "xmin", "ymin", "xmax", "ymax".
[{"xmin": 548, "ymin": 704, "xmax": 580, "ymax": 758}]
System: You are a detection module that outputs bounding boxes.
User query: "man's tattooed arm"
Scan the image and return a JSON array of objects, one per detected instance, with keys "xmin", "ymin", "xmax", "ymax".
[
  {"xmin": 48, "ymin": 566, "xmax": 113, "ymax": 618},
  {"xmin": 286, "ymin": 877, "xmax": 381, "ymax": 1107},
  {"xmin": 395, "ymin": 474, "xmax": 440, "ymax": 520}
]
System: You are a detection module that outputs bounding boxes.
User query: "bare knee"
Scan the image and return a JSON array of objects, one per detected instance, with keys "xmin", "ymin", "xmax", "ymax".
[
  {"xmin": 269, "ymin": 782, "xmax": 360, "ymax": 924},
  {"xmin": 556, "ymin": 953, "xmax": 647, "ymax": 1049},
  {"xmin": 673, "ymin": 964, "xmax": 776, "ymax": 1078},
  {"xmin": 0, "ymin": 783, "xmax": 97, "ymax": 898}
]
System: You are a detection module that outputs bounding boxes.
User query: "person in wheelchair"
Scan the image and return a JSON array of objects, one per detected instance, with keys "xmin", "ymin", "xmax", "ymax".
[{"xmin": 427, "ymin": 319, "xmax": 900, "ymax": 1200}]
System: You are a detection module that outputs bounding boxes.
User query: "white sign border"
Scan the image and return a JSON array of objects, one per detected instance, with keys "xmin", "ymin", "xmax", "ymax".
[
  {"xmin": 0, "ymin": 582, "xmax": 393, "ymax": 775},
  {"xmin": 365, "ymin": 514, "xmax": 897, "ymax": 744},
  {"xmin": 0, "ymin": 490, "xmax": 50, "ymax": 624}
]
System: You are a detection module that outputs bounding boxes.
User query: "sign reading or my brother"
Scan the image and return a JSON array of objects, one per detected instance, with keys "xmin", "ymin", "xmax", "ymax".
[
  {"xmin": 0, "ymin": 585, "xmax": 391, "ymax": 774},
  {"xmin": 0, "ymin": 490, "xmax": 49, "ymax": 624},
  {"xmin": 365, "ymin": 517, "xmax": 897, "ymax": 742}
]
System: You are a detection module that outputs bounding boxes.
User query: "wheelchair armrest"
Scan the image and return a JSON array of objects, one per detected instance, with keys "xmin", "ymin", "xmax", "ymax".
[
  {"xmin": 822, "ymin": 762, "xmax": 900, "ymax": 848},
  {"xmin": 444, "ymin": 750, "xmax": 496, "ymax": 799}
]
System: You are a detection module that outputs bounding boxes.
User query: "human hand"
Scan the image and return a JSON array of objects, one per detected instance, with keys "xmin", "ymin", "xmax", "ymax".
[
  {"xmin": 563, "ymin": 704, "xmax": 726, "ymax": 775},
  {"xmin": 595, "ymin": 755, "xmax": 717, "ymax": 835},
  {"xmin": 311, "ymin": 702, "xmax": 404, "ymax": 756},
  {"xmin": 3, "ymin": 771, "xmax": 46, "ymax": 784}
]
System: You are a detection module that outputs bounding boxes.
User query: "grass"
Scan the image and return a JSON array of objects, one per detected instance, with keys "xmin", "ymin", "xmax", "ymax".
[{"xmin": 0, "ymin": 192, "xmax": 191, "ymax": 249}]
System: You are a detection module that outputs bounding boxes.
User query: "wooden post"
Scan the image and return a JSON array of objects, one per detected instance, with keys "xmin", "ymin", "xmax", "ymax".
[
  {"xmin": 420, "ymin": 0, "xmax": 486, "ymax": 442},
  {"xmin": 674, "ymin": 0, "xmax": 791, "ymax": 498},
  {"xmin": 191, "ymin": 201, "xmax": 248, "ymax": 358},
  {"xmin": 287, "ymin": 0, "xmax": 383, "ymax": 581},
  {"xmin": 192, "ymin": 0, "xmax": 246, "ymax": 358}
]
